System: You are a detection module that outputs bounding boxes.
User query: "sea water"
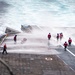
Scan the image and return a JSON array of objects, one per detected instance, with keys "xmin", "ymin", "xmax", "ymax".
[{"xmin": 0, "ymin": 0, "xmax": 75, "ymax": 33}]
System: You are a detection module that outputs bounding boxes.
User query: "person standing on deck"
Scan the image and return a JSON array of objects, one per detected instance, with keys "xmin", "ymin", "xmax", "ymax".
[
  {"xmin": 2, "ymin": 44, "xmax": 7, "ymax": 54},
  {"xmin": 63, "ymin": 41, "xmax": 68, "ymax": 51},
  {"xmin": 68, "ymin": 37, "xmax": 72, "ymax": 46},
  {"xmin": 48, "ymin": 33, "xmax": 51, "ymax": 40},
  {"xmin": 56, "ymin": 33, "xmax": 59, "ymax": 41},
  {"xmin": 60, "ymin": 33, "xmax": 63, "ymax": 40},
  {"xmin": 14, "ymin": 35, "xmax": 17, "ymax": 43}
]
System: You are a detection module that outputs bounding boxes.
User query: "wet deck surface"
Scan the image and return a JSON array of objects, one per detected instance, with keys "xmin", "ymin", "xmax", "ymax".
[
  {"xmin": 0, "ymin": 53, "xmax": 75, "ymax": 75},
  {"xmin": 0, "ymin": 31, "xmax": 75, "ymax": 75},
  {"xmin": 56, "ymin": 45, "xmax": 75, "ymax": 71}
]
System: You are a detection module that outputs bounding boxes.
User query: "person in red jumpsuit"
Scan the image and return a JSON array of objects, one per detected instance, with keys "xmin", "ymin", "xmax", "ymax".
[
  {"xmin": 48, "ymin": 33, "xmax": 51, "ymax": 40},
  {"xmin": 2, "ymin": 44, "xmax": 7, "ymax": 54},
  {"xmin": 68, "ymin": 37, "xmax": 72, "ymax": 46},
  {"xmin": 60, "ymin": 33, "xmax": 63, "ymax": 40},
  {"xmin": 63, "ymin": 41, "xmax": 68, "ymax": 51}
]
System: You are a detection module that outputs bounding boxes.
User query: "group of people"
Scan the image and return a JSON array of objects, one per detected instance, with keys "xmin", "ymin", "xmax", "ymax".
[
  {"xmin": 48, "ymin": 33, "xmax": 72, "ymax": 51},
  {"xmin": 48, "ymin": 33, "xmax": 63, "ymax": 41},
  {"xmin": 64, "ymin": 37, "xmax": 72, "ymax": 51},
  {"xmin": 2, "ymin": 35, "xmax": 17, "ymax": 54},
  {"xmin": 2, "ymin": 34, "xmax": 28, "ymax": 54},
  {"xmin": 2, "ymin": 32, "xmax": 72, "ymax": 54},
  {"xmin": 56, "ymin": 33, "xmax": 63, "ymax": 41}
]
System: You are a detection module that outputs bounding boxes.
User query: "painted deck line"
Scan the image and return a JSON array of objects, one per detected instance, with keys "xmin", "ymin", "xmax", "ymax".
[
  {"xmin": 61, "ymin": 45, "xmax": 75, "ymax": 57},
  {"xmin": 57, "ymin": 55, "xmax": 75, "ymax": 72}
]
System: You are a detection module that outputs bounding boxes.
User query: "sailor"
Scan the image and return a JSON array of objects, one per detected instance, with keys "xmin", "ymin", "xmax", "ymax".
[
  {"xmin": 63, "ymin": 41, "xmax": 68, "ymax": 51},
  {"xmin": 2, "ymin": 44, "xmax": 7, "ymax": 54},
  {"xmin": 48, "ymin": 33, "xmax": 51, "ymax": 40},
  {"xmin": 68, "ymin": 37, "xmax": 72, "ymax": 46}
]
